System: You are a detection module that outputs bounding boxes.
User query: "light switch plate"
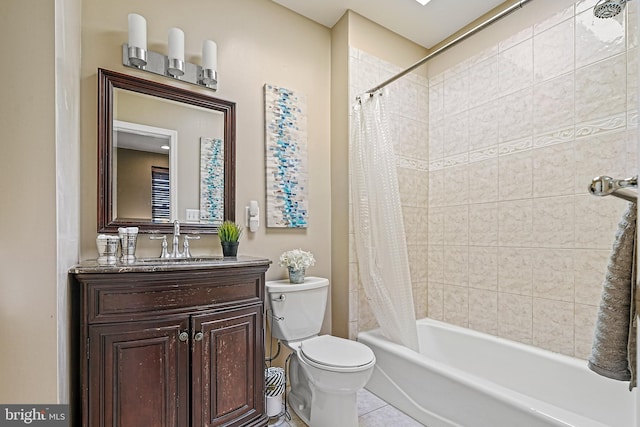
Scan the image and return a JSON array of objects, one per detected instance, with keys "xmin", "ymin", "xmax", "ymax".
[{"xmin": 186, "ymin": 209, "xmax": 200, "ymax": 222}]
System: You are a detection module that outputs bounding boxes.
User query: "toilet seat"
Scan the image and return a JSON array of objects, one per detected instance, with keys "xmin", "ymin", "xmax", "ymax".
[{"xmin": 299, "ymin": 335, "xmax": 375, "ymax": 373}]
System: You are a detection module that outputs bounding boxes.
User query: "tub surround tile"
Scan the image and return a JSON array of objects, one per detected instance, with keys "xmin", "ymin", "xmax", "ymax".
[
  {"xmin": 468, "ymin": 203, "xmax": 498, "ymax": 247},
  {"xmin": 349, "ymin": 0, "xmax": 637, "ymax": 361},
  {"xmin": 532, "ymin": 196, "xmax": 574, "ymax": 248},
  {"xmin": 574, "ymin": 130, "xmax": 628, "ymax": 194},
  {"xmin": 533, "ymin": 74, "xmax": 575, "ymax": 135},
  {"xmin": 498, "ymin": 248, "xmax": 533, "ymax": 296},
  {"xmin": 574, "ymin": 303, "xmax": 599, "ymax": 359},
  {"xmin": 428, "ymin": 208, "xmax": 444, "ymax": 246},
  {"xmin": 444, "ymin": 205, "xmax": 469, "ymax": 246},
  {"xmin": 498, "ymin": 150, "xmax": 533, "ymax": 201},
  {"xmin": 443, "ymin": 72, "xmax": 469, "ymax": 117},
  {"xmin": 443, "ymin": 166, "xmax": 469, "ymax": 206},
  {"xmin": 410, "ymin": 245, "xmax": 428, "ymax": 285},
  {"xmin": 575, "ymin": 6, "xmax": 626, "ymax": 69},
  {"xmin": 427, "ymin": 282, "xmax": 444, "ymax": 321},
  {"xmin": 468, "ymin": 158, "xmax": 499, "ymax": 204},
  {"xmin": 443, "ymin": 285, "xmax": 469, "ymax": 327},
  {"xmin": 498, "ymin": 200, "xmax": 534, "ymax": 247},
  {"xmin": 532, "ymin": 142, "xmax": 575, "ymax": 198},
  {"xmin": 575, "ymin": 54, "xmax": 627, "ymax": 124},
  {"xmin": 498, "ymin": 293, "xmax": 533, "ymax": 345},
  {"xmin": 413, "ymin": 283, "xmax": 428, "ymax": 319},
  {"xmin": 498, "ymin": 88, "xmax": 534, "ymax": 143},
  {"xmin": 629, "ymin": 1, "xmax": 638, "ymax": 49},
  {"xmin": 574, "ymin": 195, "xmax": 627, "ymax": 249},
  {"xmin": 468, "ymin": 247, "xmax": 498, "ymax": 291},
  {"xmin": 469, "ymin": 55, "xmax": 499, "ymax": 109},
  {"xmin": 469, "ymin": 289, "xmax": 498, "ymax": 335},
  {"xmin": 532, "ymin": 249, "xmax": 574, "ymax": 302},
  {"xmin": 534, "ymin": 18, "xmax": 574, "ymax": 83},
  {"xmin": 444, "ymin": 110, "xmax": 469, "ymax": 157},
  {"xmin": 499, "ymin": 38, "xmax": 533, "ymax": 96},
  {"xmin": 574, "ymin": 249, "xmax": 610, "ymax": 306},
  {"xmin": 468, "ymin": 101, "xmax": 500, "ymax": 152},
  {"xmin": 533, "ymin": 298, "xmax": 575, "ymax": 356},
  {"xmin": 443, "ymin": 246, "xmax": 469, "ymax": 286}
]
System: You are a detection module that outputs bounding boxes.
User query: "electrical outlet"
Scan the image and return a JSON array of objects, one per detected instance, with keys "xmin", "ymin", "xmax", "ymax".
[{"xmin": 186, "ymin": 209, "xmax": 200, "ymax": 222}]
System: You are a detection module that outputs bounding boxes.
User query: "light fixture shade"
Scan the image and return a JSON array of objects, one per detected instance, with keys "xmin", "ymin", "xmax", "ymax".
[
  {"xmin": 168, "ymin": 27, "xmax": 185, "ymax": 62},
  {"xmin": 202, "ymin": 40, "xmax": 217, "ymax": 71},
  {"xmin": 415, "ymin": 0, "xmax": 432, "ymax": 5},
  {"xmin": 167, "ymin": 27, "xmax": 185, "ymax": 77},
  {"xmin": 127, "ymin": 14, "xmax": 147, "ymax": 49}
]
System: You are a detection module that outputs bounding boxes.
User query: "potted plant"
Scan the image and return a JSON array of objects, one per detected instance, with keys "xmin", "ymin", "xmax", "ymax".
[
  {"xmin": 218, "ymin": 221, "xmax": 242, "ymax": 257},
  {"xmin": 279, "ymin": 249, "xmax": 315, "ymax": 283}
]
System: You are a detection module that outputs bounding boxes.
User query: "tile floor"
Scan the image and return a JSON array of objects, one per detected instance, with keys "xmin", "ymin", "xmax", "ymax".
[{"xmin": 268, "ymin": 388, "xmax": 425, "ymax": 427}]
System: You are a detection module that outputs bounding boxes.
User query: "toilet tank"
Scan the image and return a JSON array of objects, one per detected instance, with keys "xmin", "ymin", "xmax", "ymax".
[{"xmin": 265, "ymin": 277, "xmax": 329, "ymax": 341}]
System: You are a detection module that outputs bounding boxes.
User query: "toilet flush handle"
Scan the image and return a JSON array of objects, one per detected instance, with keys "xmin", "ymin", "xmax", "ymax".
[{"xmin": 272, "ymin": 294, "xmax": 286, "ymax": 302}]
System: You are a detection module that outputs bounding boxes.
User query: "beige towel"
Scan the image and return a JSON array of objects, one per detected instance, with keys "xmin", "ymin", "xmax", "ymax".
[{"xmin": 588, "ymin": 202, "xmax": 637, "ymax": 390}]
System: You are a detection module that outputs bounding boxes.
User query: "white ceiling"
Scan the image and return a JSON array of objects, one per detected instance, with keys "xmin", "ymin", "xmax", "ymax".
[{"xmin": 271, "ymin": 0, "xmax": 507, "ymax": 48}]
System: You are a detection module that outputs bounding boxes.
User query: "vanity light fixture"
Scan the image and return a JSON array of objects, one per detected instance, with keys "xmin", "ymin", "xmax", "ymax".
[{"xmin": 123, "ymin": 14, "xmax": 218, "ymax": 91}]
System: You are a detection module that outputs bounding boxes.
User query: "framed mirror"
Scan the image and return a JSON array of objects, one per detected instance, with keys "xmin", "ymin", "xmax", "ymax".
[{"xmin": 98, "ymin": 68, "xmax": 235, "ymax": 234}]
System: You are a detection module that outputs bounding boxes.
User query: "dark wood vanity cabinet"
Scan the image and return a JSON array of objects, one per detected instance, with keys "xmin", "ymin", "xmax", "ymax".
[{"xmin": 70, "ymin": 258, "xmax": 270, "ymax": 427}]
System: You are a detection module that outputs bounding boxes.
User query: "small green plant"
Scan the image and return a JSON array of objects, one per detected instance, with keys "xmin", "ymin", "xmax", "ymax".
[{"xmin": 218, "ymin": 221, "xmax": 242, "ymax": 242}]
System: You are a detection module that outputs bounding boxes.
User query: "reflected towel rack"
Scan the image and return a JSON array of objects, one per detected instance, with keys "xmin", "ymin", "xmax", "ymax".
[{"xmin": 589, "ymin": 175, "xmax": 638, "ymax": 202}]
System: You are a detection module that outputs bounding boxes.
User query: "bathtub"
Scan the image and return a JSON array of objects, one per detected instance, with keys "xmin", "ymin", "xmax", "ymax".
[{"xmin": 357, "ymin": 318, "xmax": 636, "ymax": 427}]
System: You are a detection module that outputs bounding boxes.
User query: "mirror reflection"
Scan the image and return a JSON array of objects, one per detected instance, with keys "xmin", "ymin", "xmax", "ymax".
[{"xmin": 98, "ymin": 68, "xmax": 236, "ymax": 234}]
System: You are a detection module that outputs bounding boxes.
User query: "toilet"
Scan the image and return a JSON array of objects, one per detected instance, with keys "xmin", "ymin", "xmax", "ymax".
[{"xmin": 265, "ymin": 277, "xmax": 376, "ymax": 427}]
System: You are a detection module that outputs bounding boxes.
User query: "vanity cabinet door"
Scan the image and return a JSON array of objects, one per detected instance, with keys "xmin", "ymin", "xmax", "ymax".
[
  {"xmin": 191, "ymin": 305, "xmax": 265, "ymax": 427},
  {"xmin": 88, "ymin": 317, "xmax": 190, "ymax": 427}
]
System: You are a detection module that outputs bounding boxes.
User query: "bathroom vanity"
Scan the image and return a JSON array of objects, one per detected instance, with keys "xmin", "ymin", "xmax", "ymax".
[{"xmin": 70, "ymin": 256, "xmax": 271, "ymax": 427}]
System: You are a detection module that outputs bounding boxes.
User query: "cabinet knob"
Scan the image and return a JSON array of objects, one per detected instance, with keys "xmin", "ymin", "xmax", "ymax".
[
  {"xmin": 178, "ymin": 331, "xmax": 189, "ymax": 342},
  {"xmin": 194, "ymin": 331, "xmax": 204, "ymax": 342}
]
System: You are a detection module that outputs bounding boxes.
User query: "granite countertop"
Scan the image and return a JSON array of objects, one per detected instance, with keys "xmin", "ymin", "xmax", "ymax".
[{"xmin": 69, "ymin": 255, "xmax": 272, "ymax": 274}]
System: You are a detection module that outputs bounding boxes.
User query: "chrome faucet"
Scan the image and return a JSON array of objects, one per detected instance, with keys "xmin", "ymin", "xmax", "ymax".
[{"xmin": 150, "ymin": 220, "xmax": 200, "ymax": 258}]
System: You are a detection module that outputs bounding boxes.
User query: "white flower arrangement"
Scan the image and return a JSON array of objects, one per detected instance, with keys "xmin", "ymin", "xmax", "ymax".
[{"xmin": 279, "ymin": 249, "xmax": 316, "ymax": 271}]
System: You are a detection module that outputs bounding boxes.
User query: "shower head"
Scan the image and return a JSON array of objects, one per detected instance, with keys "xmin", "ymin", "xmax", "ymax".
[{"xmin": 593, "ymin": 0, "xmax": 630, "ymax": 18}]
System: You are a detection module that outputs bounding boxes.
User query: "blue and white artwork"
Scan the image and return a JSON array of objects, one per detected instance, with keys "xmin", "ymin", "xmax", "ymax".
[
  {"xmin": 199, "ymin": 137, "xmax": 224, "ymax": 224},
  {"xmin": 264, "ymin": 83, "xmax": 308, "ymax": 228}
]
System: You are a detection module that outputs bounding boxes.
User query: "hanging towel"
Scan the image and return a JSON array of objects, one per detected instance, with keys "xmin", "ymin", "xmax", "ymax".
[{"xmin": 588, "ymin": 202, "xmax": 637, "ymax": 391}]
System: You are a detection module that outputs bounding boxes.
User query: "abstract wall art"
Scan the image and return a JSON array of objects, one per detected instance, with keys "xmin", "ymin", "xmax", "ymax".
[
  {"xmin": 264, "ymin": 83, "xmax": 309, "ymax": 228},
  {"xmin": 199, "ymin": 137, "xmax": 224, "ymax": 224}
]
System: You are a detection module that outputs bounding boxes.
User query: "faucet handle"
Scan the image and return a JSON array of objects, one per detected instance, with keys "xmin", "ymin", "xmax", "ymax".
[
  {"xmin": 150, "ymin": 235, "xmax": 169, "ymax": 258},
  {"xmin": 183, "ymin": 234, "xmax": 200, "ymax": 258}
]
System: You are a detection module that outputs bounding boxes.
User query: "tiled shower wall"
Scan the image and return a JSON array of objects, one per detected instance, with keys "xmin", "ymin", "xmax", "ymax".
[
  {"xmin": 349, "ymin": 0, "xmax": 638, "ymax": 359},
  {"xmin": 427, "ymin": 1, "xmax": 637, "ymax": 358},
  {"xmin": 348, "ymin": 48, "xmax": 430, "ymax": 338}
]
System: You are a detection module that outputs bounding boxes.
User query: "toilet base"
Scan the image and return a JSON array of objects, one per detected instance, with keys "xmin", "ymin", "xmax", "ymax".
[
  {"xmin": 309, "ymin": 389, "xmax": 358, "ymax": 427},
  {"xmin": 287, "ymin": 353, "xmax": 361, "ymax": 427}
]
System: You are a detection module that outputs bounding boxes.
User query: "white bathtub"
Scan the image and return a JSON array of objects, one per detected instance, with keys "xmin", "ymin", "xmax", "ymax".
[{"xmin": 357, "ymin": 318, "xmax": 636, "ymax": 427}]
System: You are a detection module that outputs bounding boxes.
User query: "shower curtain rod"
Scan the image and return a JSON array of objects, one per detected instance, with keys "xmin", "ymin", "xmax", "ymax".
[{"xmin": 362, "ymin": 0, "xmax": 533, "ymax": 96}]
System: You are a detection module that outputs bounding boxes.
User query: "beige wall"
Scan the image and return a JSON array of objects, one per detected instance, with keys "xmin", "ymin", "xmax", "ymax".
[
  {"xmin": 81, "ymin": 0, "xmax": 332, "ymax": 285},
  {"xmin": 0, "ymin": 0, "xmax": 59, "ymax": 402},
  {"xmin": 1, "ymin": 0, "xmax": 332, "ymax": 404}
]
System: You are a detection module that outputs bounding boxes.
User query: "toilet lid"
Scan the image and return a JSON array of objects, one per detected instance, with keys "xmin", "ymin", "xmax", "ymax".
[{"xmin": 300, "ymin": 335, "xmax": 374, "ymax": 368}]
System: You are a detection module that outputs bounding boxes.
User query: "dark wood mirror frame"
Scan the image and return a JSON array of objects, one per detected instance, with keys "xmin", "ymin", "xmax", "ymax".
[{"xmin": 97, "ymin": 68, "xmax": 236, "ymax": 234}]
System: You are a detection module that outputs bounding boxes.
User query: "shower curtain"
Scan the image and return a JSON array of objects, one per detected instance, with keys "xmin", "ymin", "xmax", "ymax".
[{"xmin": 350, "ymin": 92, "xmax": 419, "ymax": 351}]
